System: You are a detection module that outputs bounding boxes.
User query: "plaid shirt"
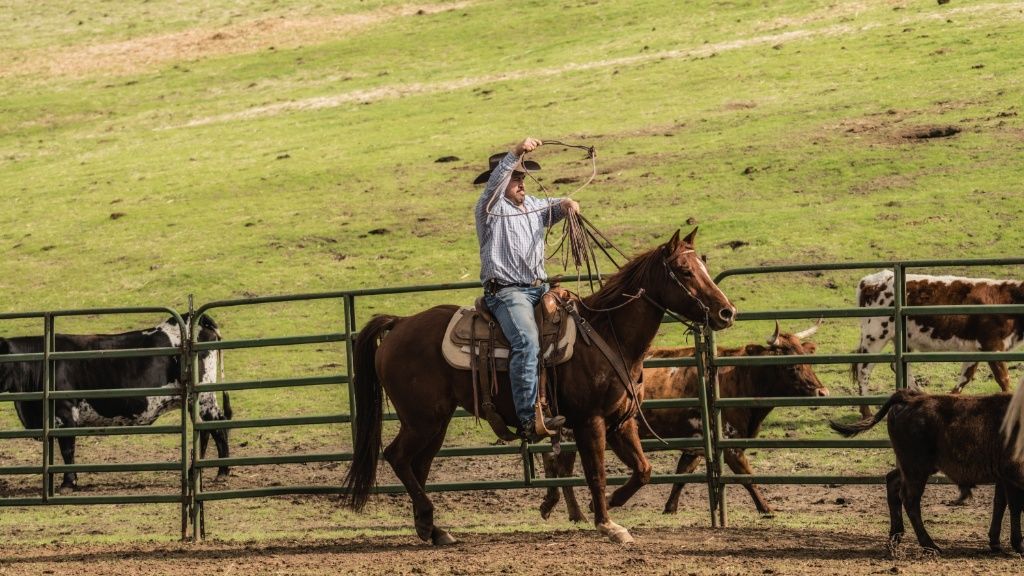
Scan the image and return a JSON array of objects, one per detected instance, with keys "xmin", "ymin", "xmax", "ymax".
[{"xmin": 475, "ymin": 152, "xmax": 566, "ymax": 285}]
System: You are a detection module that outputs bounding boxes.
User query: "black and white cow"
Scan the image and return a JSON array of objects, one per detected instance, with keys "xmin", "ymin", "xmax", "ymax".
[
  {"xmin": 0, "ymin": 314, "xmax": 232, "ymax": 493},
  {"xmin": 853, "ymin": 270, "xmax": 1024, "ymax": 417}
]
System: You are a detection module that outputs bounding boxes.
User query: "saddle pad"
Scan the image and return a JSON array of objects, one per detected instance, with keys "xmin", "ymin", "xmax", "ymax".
[{"xmin": 441, "ymin": 307, "xmax": 576, "ymax": 370}]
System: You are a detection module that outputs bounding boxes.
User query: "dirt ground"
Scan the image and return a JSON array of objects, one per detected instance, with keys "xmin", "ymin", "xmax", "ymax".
[{"xmin": 1, "ymin": 451, "xmax": 1022, "ymax": 575}]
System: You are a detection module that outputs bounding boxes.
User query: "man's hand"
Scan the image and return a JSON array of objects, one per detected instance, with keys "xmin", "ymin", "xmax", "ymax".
[
  {"xmin": 514, "ymin": 137, "xmax": 543, "ymax": 156},
  {"xmin": 561, "ymin": 198, "xmax": 580, "ymax": 215}
]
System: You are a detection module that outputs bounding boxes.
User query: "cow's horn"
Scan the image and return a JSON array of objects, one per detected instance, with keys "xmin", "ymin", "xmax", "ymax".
[
  {"xmin": 767, "ymin": 320, "xmax": 781, "ymax": 346},
  {"xmin": 794, "ymin": 318, "xmax": 824, "ymax": 340}
]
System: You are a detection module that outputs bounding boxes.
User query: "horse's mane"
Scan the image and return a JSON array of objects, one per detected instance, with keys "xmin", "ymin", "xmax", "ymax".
[{"xmin": 583, "ymin": 244, "xmax": 664, "ymax": 311}]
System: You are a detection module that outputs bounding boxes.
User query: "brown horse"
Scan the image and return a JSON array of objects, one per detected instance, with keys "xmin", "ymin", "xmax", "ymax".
[{"xmin": 344, "ymin": 228, "xmax": 736, "ymax": 545}]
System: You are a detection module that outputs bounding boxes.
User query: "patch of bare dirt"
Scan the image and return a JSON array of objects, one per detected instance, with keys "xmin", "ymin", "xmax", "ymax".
[{"xmin": 3, "ymin": 2, "xmax": 471, "ymax": 79}]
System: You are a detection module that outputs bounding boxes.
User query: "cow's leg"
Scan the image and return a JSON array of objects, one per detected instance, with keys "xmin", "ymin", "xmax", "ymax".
[
  {"xmin": 725, "ymin": 449, "xmax": 772, "ymax": 516},
  {"xmin": 606, "ymin": 418, "xmax": 652, "ymax": 510},
  {"xmin": 988, "ymin": 360, "xmax": 1013, "ymax": 393},
  {"xmin": 664, "ymin": 452, "xmax": 701, "ymax": 514},
  {"xmin": 854, "ymin": 319, "xmax": 889, "ymax": 418},
  {"xmin": 950, "ymin": 362, "xmax": 980, "ymax": 394},
  {"xmin": 56, "ymin": 435, "xmax": 77, "ymax": 494},
  {"xmin": 383, "ymin": 412, "xmax": 455, "ymax": 545},
  {"xmin": 886, "ymin": 469, "xmax": 905, "ymax": 547},
  {"xmin": 901, "ymin": 476, "xmax": 939, "ymax": 552},
  {"xmin": 198, "ymin": 392, "xmax": 230, "ymax": 481},
  {"xmin": 1005, "ymin": 481, "xmax": 1024, "ymax": 554},
  {"xmin": 576, "ymin": 416, "xmax": 632, "ymax": 544},
  {"xmin": 989, "ymin": 482, "xmax": 1007, "ymax": 552}
]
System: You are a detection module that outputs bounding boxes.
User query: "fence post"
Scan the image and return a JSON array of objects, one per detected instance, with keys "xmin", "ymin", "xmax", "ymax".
[
  {"xmin": 893, "ymin": 266, "xmax": 908, "ymax": 390},
  {"xmin": 693, "ymin": 326, "xmax": 717, "ymax": 527},
  {"xmin": 344, "ymin": 294, "xmax": 358, "ymax": 446},
  {"xmin": 706, "ymin": 325, "xmax": 727, "ymax": 527},
  {"xmin": 41, "ymin": 314, "xmax": 54, "ymax": 501}
]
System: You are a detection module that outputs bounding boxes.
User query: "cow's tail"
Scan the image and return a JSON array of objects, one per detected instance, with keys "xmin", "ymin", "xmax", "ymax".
[
  {"xmin": 1001, "ymin": 378, "xmax": 1024, "ymax": 459},
  {"xmin": 344, "ymin": 314, "xmax": 398, "ymax": 511},
  {"xmin": 829, "ymin": 391, "xmax": 905, "ymax": 437}
]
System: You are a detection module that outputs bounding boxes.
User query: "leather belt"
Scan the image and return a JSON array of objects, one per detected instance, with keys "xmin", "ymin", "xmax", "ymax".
[{"xmin": 486, "ymin": 279, "xmax": 546, "ymax": 294}]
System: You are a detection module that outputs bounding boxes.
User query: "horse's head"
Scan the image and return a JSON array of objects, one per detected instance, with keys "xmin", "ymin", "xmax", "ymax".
[{"xmin": 657, "ymin": 227, "xmax": 736, "ymax": 330}]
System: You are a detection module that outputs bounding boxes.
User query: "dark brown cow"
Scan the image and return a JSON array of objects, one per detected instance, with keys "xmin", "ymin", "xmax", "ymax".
[
  {"xmin": 853, "ymin": 271, "xmax": 1024, "ymax": 418},
  {"xmin": 831, "ymin": 390, "xmax": 1024, "ymax": 554},
  {"xmin": 540, "ymin": 322, "xmax": 827, "ymax": 521}
]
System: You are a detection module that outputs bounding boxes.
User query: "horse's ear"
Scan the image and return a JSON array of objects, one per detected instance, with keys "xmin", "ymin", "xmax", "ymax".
[
  {"xmin": 665, "ymin": 229, "xmax": 681, "ymax": 254},
  {"xmin": 682, "ymin": 226, "xmax": 698, "ymax": 246}
]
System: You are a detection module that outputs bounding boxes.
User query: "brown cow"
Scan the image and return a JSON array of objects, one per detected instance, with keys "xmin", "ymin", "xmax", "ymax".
[
  {"xmin": 540, "ymin": 322, "xmax": 828, "ymax": 521},
  {"xmin": 853, "ymin": 271, "xmax": 1024, "ymax": 418},
  {"xmin": 831, "ymin": 390, "xmax": 1024, "ymax": 554}
]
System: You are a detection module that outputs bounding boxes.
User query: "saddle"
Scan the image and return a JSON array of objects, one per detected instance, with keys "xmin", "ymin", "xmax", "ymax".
[{"xmin": 441, "ymin": 287, "xmax": 578, "ymax": 441}]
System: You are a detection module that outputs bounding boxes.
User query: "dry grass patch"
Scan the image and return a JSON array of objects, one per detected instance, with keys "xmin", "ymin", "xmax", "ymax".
[{"xmin": 3, "ymin": 2, "xmax": 471, "ymax": 79}]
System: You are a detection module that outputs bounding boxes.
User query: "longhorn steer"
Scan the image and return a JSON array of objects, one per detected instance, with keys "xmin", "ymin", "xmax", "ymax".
[
  {"xmin": 831, "ymin": 390, "xmax": 1024, "ymax": 554},
  {"xmin": 0, "ymin": 314, "xmax": 232, "ymax": 493},
  {"xmin": 540, "ymin": 322, "xmax": 827, "ymax": 521},
  {"xmin": 853, "ymin": 270, "xmax": 1024, "ymax": 417}
]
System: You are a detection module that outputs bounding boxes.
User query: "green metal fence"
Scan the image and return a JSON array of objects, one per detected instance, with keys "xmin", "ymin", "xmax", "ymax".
[
  {"xmin": 3, "ymin": 257, "xmax": 1023, "ymax": 540},
  {"xmin": 706, "ymin": 258, "xmax": 1024, "ymax": 526},
  {"xmin": 0, "ymin": 307, "xmax": 191, "ymax": 539}
]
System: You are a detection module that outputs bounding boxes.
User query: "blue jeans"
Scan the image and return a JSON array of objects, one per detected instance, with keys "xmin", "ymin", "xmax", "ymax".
[{"xmin": 484, "ymin": 284, "xmax": 548, "ymax": 427}]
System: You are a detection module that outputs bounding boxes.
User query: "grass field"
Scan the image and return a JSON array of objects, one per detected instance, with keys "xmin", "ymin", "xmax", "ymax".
[{"xmin": 1, "ymin": 0, "xmax": 1024, "ymax": 562}]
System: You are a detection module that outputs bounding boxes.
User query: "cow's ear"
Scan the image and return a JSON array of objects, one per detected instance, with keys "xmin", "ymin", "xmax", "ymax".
[
  {"xmin": 682, "ymin": 226, "xmax": 698, "ymax": 247},
  {"xmin": 743, "ymin": 344, "xmax": 765, "ymax": 356},
  {"xmin": 802, "ymin": 342, "xmax": 818, "ymax": 355},
  {"xmin": 664, "ymin": 229, "xmax": 681, "ymax": 255}
]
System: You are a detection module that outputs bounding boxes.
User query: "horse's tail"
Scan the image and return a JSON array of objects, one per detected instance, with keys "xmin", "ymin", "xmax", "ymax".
[
  {"xmin": 829, "ymin": 390, "xmax": 904, "ymax": 437},
  {"xmin": 344, "ymin": 314, "xmax": 398, "ymax": 511}
]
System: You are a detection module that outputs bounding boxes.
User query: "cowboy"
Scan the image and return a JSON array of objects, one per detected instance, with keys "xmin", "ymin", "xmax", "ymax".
[{"xmin": 474, "ymin": 137, "xmax": 580, "ymax": 441}]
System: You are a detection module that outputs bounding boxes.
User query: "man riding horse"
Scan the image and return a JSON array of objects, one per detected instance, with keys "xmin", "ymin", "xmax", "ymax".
[{"xmin": 474, "ymin": 136, "xmax": 579, "ymax": 442}]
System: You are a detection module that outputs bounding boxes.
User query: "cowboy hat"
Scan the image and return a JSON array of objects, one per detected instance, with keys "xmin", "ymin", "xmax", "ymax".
[{"xmin": 472, "ymin": 152, "xmax": 541, "ymax": 185}]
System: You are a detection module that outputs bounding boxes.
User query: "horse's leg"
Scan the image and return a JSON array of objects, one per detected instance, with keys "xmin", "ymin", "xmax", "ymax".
[
  {"xmin": 988, "ymin": 360, "xmax": 1012, "ymax": 393},
  {"xmin": 558, "ymin": 449, "xmax": 586, "ymax": 523},
  {"xmin": 539, "ymin": 452, "xmax": 562, "ymax": 520},
  {"xmin": 384, "ymin": 417, "xmax": 454, "ymax": 545},
  {"xmin": 606, "ymin": 418, "xmax": 652, "ymax": 509},
  {"xmin": 724, "ymin": 449, "xmax": 772, "ymax": 516},
  {"xmin": 664, "ymin": 452, "xmax": 701, "ymax": 514},
  {"xmin": 409, "ymin": 417, "xmax": 456, "ymax": 545},
  {"xmin": 575, "ymin": 416, "xmax": 632, "ymax": 544}
]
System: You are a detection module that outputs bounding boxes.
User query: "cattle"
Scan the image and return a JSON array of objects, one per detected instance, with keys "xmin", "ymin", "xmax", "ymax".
[
  {"xmin": 0, "ymin": 314, "xmax": 232, "ymax": 493},
  {"xmin": 540, "ymin": 322, "xmax": 827, "ymax": 521},
  {"xmin": 831, "ymin": 390, "xmax": 1024, "ymax": 554},
  {"xmin": 853, "ymin": 270, "xmax": 1024, "ymax": 417}
]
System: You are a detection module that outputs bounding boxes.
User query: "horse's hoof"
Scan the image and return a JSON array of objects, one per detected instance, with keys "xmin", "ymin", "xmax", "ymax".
[
  {"xmin": 212, "ymin": 473, "xmax": 230, "ymax": 484},
  {"xmin": 569, "ymin": 512, "xmax": 587, "ymax": 523},
  {"xmin": 58, "ymin": 485, "xmax": 76, "ymax": 496},
  {"xmin": 431, "ymin": 528, "xmax": 457, "ymax": 546},
  {"xmin": 598, "ymin": 522, "xmax": 634, "ymax": 544}
]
